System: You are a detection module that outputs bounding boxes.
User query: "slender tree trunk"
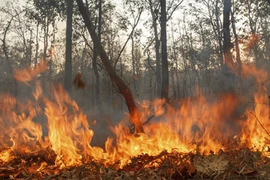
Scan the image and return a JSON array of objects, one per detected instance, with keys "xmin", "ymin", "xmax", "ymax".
[
  {"xmin": 21, "ymin": 32, "xmax": 27, "ymax": 65},
  {"xmin": 76, "ymin": 0, "xmax": 144, "ymax": 133},
  {"xmin": 64, "ymin": 0, "xmax": 73, "ymax": 93},
  {"xmin": 148, "ymin": 0, "xmax": 161, "ymax": 97},
  {"xmin": 199, "ymin": 21, "xmax": 205, "ymax": 47},
  {"xmin": 41, "ymin": 18, "xmax": 49, "ymax": 91},
  {"xmin": 160, "ymin": 0, "xmax": 169, "ymax": 100},
  {"xmin": 131, "ymin": 36, "xmax": 137, "ymax": 93},
  {"xmin": 49, "ymin": 21, "xmax": 57, "ymax": 96},
  {"xmin": 85, "ymin": 0, "xmax": 95, "ymax": 109},
  {"xmin": 263, "ymin": 19, "xmax": 270, "ymax": 61},
  {"xmin": 93, "ymin": 0, "xmax": 102, "ymax": 112},
  {"xmin": 231, "ymin": 10, "xmax": 241, "ymax": 72},
  {"xmin": 223, "ymin": 0, "xmax": 234, "ymax": 68},
  {"xmin": 35, "ymin": 23, "xmax": 39, "ymax": 67},
  {"xmin": 2, "ymin": 17, "xmax": 18, "ymax": 97},
  {"xmin": 247, "ymin": 0, "xmax": 260, "ymax": 64},
  {"xmin": 171, "ymin": 23, "xmax": 180, "ymax": 99},
  {"xmin": 215, "ymin": 1, "xmax": 223, "ymax": 67},
  {"xmin": 43, "ymin": 18, "xmax": 49, "ymax": 61},
  {"xmin": 29, "ymin": 29, "xmax": 33, "ymax": 66}
]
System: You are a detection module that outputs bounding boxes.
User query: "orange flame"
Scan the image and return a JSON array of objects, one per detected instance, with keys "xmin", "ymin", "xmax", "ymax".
[
  {"xmin": 14, "ymin": 60, "xmax": 47, "ymax": 84},
  {"xmin": 0, "ymin": 61, "xmax": 270, "ymax": 171}
]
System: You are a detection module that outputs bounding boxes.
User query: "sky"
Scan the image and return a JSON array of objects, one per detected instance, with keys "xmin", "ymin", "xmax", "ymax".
[
  {"xmin": 0, "ymin": 0, "xmax": 6, "ymax": 8},
  {"xmin": 0, "ymin": 0, "xmax": 219, "ymax": 55},
  {"xmin": 0, "ymin": 0, "xmax": 6, "ymax": 6},
  {"xmin": 0, "ymin": 0, "xmax": 194, "ymax": 65},
  {"xmin": 0, "ymin": 0, "xmax": 23, "ymax": 6}
]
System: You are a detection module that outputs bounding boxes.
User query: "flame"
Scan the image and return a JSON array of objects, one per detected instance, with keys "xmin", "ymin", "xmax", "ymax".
[
  {"xmin": 0, "ymin": 61, "xmax": 270, "ymax": 171},
  {"xmin": 243, "ymin": 33, "xmax": 261, "ymax": 51},
  {"xmin": 14, "ymin": 60, "xmax": 47, "ymax": 84},
  {"xmin": 240, "ymin": 64, "xmax": 270, "ymax": 151}
]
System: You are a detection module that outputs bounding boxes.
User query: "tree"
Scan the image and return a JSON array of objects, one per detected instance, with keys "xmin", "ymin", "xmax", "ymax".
[
  {"xmin": 1, "ymin": 15, "xmax": 18, "ymax": 97},
  {"xmin": 92, "ymin": 0, "xmax": 102, "ymax": 111},
  {"xmin": 231, "ymin": 0, "xmax": 241, "ymax": 73},
  {"xmin": 76, "ymin": 0, "xmax": 144, "ymax": 133},
  {"xmin": 223, "ymin": 0, "xmax": 234, "ymax": 68},
  {"xmin": 148, "ymin": 0, "xmax": 162, "ymax": 97},
  {"xmin": 160, "ymin": 0, "xmax": 169, "ymax": 100},
  {"xmin": 27, "ymin": 0, "xmax": 66, "ymax": 92},
  {"xmin": 239, "ymin": 0, "xmax": 270, "ymax": 65},
  {"xmin": 64, "ymin": 0, "xmax": 74, "ymax": 93},
  {"xmin": 215, "ymin": 0, "xmax": 223, "ymax": 66},
  {"xmin": 29, "ymin": 0, "xmax": 62, "ymax": 61}
]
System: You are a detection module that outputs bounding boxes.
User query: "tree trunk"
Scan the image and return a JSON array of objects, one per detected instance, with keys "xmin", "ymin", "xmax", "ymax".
[
  {"xmin": 131, "ymin": 36, "xmax": 137, "ymax": 95},
  {"xmin": 2, "ymin": 17, "xmax": 18, "ymax": 98},
  {"xmin": 215, "ymin": 0, "xmax": 224, "ymax": 67},
  {"xmin": 223, "ymin": 0, "xmax": 234, "ymax": 68},
  {"xmin": 76, "ymin": 0, "xmax": 144, "ymax": 133},
  {"xmin": 64, "ymin": 0, "xmax": 73, "ymax": 93},
  {"xmin": 43, "ymin": 18, "xmax": 49, "ymax": 62},
  {"xmin": 160, "ymin": 0, "xmax": 169, "ymax": 100},
  {"xmin": 34, "ymin": 23, "xmax": 39, "ymax": 67},
  {"xmin": 92, "ymin": 0, "xmax": 102, "ymax": 112},
  {"xmin": 231, "ymin": 10, "xmax": 241, "ymax": 73},
  {"xmin": 41, "ymin": 18, "xmax": 49, "ymax": 91},
  {"xmin": 171, "ymin": 23, "xmax": 180, "ymax": 99},
  {"xmin": 148, "ymin": 0, "xmax": 161, "ymax": 97},
  {"xmin": 247, "ymin": 0, "xmax": 260, "ymax": 64},
  {"xmin": 28, "ymin": 29, "xmax": 33, "ymax": 66}
]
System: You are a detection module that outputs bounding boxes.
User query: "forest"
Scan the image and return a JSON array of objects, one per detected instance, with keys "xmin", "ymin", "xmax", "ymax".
[{"xmin": 0, "ymin": 0, "xmax": 270, "ymax": 179}]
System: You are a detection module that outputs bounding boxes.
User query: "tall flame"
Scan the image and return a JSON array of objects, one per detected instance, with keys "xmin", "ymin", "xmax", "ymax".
[{"xmin": 0, "ymin": 61, "xmax": 269, "ymax": 170}]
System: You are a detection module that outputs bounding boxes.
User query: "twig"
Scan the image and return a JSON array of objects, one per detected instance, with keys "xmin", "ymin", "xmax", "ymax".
[
  {"xmin": 250, "ymin": 112, "xmax": 270, "ymax": 138},
  {"xmin": 135, "ymin": 150, "xmax": 169, "ymax": 174},
  {"xmin": 113, "ymin": 7, "xmax": 143, "ymax": 68},
  {"xmin": 166, "ymin": 0, "xmax": 184, "ymax": 21},
  {"xmin": 142, "ymin": 96, "xmax": 173, "ymax": 126},
  {"xmin": 129, "ymin": 96, "xmax": 173, "ymax": 132},
  {"xmin": 44, "ymin": 173, "xmax": 62, "ymax": 180},
  {"xmin": 146, "ymin": 55, "xmax": 156, "ymax": 74}
]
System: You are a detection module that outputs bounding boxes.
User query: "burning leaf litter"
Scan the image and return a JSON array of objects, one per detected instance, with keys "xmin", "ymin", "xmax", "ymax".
[
  {"xmin": 0, "ymin": 61, "xmax": 270, "ymax": 179},
  {"xmin": 1, "ymin": 149, "xmax": 270, "ymax": 179}
]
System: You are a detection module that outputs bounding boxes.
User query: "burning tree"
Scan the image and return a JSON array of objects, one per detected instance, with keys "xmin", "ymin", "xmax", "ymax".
[{"xmin": 76, "ymin": 0, "xmax": 144, "ymax": 134}]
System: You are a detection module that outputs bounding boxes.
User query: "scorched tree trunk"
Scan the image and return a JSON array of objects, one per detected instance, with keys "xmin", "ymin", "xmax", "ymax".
[{"xmin": 76, "ymin": 0, "xmax": 144, "ymax": 134}]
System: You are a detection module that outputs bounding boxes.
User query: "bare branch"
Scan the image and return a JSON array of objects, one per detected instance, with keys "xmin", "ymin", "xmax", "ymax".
[
  {"xmin": 250, "ymin": 112, "xmax": 270, "ymax": 139},
  {"xmin": 167, "ymin": 0, "xmax": 184, "ymax": 21},
  {"xmin": 113, "ymin": 7, "xmax": 143, "ymax": 68}
]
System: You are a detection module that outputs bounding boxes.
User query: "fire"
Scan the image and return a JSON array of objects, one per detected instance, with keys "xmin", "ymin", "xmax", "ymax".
[
  {"xmin": 0, "ymin": 60, "xmax": 270, "ymax": 172},
  {"xmin": 240, "ymin": 64, "xmax": 270, "ymax": 151}
]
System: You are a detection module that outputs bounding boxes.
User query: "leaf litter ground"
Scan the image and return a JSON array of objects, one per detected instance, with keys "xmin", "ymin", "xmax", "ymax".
[{"xmin": 1, "ymin": 148, "xmax": 270, "ymax": 180}]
